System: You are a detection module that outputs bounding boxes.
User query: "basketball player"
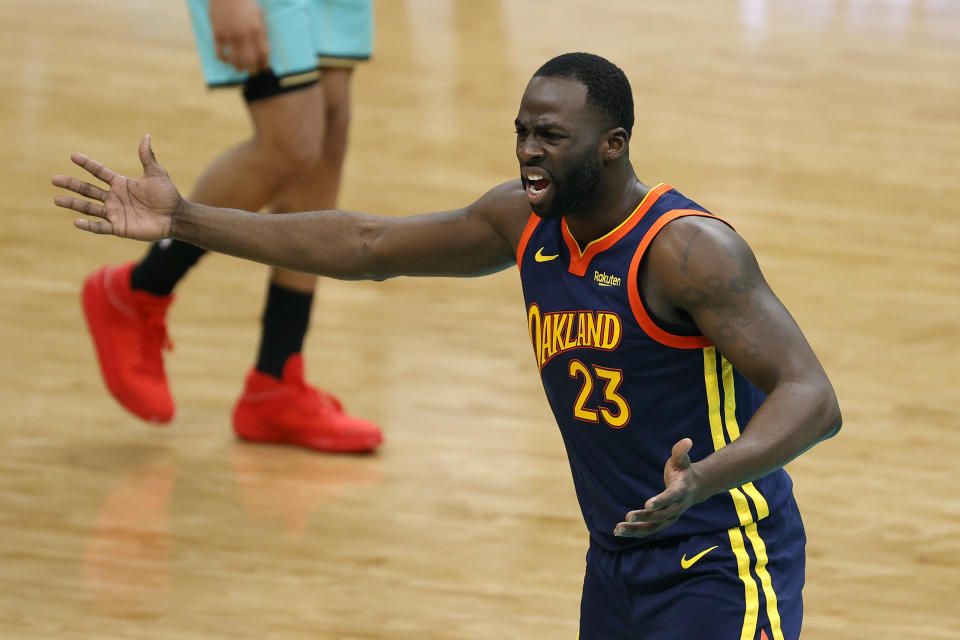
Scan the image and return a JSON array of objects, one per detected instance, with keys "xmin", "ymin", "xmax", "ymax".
[
  {"xmin": 79, "ymin": 0, "xmax": 382, "ymax": 452},
  {"xmin": 54, "ymin": 53, "xmax": 842, "ymax": 639}
]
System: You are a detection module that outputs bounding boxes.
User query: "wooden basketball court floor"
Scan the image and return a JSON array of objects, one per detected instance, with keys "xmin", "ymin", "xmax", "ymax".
[{"xmin": 1, "ymin": 1, "xmax": 958, "ymax": 638}]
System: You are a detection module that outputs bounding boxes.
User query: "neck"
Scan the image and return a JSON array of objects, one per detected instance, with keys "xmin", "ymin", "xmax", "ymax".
[{"xmin": 563, "ymin": 167, "xmax": 649, "ymax": 248}]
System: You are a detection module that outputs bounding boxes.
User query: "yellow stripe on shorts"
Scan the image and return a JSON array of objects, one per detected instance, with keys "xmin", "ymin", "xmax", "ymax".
[
  {"xmin": 704, "ymin": 347, "xmax": 784, "ymax": 640},
  {"xmin": 728, "ymin": 525, "xmax": 760, "ymax": 640},
  {"xmin": 744, "ymin": 522, "xmax": 784, "ymax": 640}
]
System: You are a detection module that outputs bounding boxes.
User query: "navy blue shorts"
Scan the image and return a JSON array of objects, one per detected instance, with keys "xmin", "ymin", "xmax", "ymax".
[{"xmin": 580, "ymin": 501, "xmax": 806, "ymax": 640}]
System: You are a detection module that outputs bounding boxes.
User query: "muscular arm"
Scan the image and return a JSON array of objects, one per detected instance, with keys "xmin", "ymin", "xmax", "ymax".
[
  {"xmin": 656, "ymin": 217, "xmax": 841, "ymax": 497},
  {"xmin": 173, "ymin": 180, "xmax": 530, "ymax": 280},
  {"xmin": 617, "ymin": 216, "xmax": 841, "ymax": 536},
  {"xmin": 53, "ymin": 139, "xmax": 532, "ymax": 281}
]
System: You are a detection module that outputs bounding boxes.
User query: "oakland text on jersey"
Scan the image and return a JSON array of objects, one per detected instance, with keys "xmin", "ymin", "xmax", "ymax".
[{"xmin": 527, "ymin": 304, "xmax": 623, "ymax": 370}]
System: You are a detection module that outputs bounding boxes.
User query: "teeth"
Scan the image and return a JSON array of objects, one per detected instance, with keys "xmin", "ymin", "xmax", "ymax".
[{"xmin": 527, "ymin": 173, "xmax": 544, "ymax": 181}]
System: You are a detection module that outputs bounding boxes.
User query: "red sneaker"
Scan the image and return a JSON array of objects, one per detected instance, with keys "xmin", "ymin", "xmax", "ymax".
[
  {"xmin": 81, "ymin": 262, "xmax": 175, "ymax": 424},
  {"xmin": 232, "ymin": 354, "xmax": 382, "ymax": 453}
]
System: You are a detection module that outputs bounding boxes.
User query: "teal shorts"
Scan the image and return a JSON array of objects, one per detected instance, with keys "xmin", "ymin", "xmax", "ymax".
[{"xmin": 186, "ymin": 0, "xmax": 373, "ymax": 99}]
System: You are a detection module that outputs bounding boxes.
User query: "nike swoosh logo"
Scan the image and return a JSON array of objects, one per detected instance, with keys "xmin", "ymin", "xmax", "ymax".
[
  {"xmin": 680, "ymin": 545, "xmax": 719, "ymax": 569},
  {"xmin": 535, "ymin": 247, "xmax": 559, "ymax": 262}
]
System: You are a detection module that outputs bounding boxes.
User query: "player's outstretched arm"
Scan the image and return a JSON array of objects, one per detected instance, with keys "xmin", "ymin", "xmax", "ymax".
[
  {"xmin": 53, "ymin": 136, "xmax": 529, "ymax": 280},
  {"xmin": 615, "ymin": 217, "xmax": 842, "ymax": 537}
]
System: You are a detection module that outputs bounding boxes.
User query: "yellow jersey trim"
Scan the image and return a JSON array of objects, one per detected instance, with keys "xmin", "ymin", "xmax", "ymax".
[
  {"xmin": 566, "ymin": 183, "xmax": 666, "ymax": 258},
  {"xmin": 721, "ymin": 356, "xmax": 771, "ymax": 519}
]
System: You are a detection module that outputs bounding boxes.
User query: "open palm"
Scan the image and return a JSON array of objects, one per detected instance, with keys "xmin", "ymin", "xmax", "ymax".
[
  {"xmin": 614, "ymin": 438, "xmax": 699, "ymax": 537},
  {"xmin": 52, "ymin": 135, "xmax": 184, "ymax": 241}
]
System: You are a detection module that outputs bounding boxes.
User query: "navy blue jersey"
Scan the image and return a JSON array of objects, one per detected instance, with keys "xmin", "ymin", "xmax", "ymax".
[{"xmin": 516, "ymin": 184, "xmax": 796, "ymax": 551}]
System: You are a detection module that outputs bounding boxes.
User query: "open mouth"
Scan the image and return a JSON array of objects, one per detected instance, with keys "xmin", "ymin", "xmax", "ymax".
[{"xmin": 523, "ymin": 170, "xmax": 552, "ymax": 203}]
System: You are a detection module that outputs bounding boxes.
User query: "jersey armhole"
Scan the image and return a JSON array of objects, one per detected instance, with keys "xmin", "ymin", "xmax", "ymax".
[
  {"xmin": 626, "ymin": 209, "xmax": 734, "ymax": 349},
  {"xmin": 515, "ymin": 212, "xmax": 542, "ymax": 273}
]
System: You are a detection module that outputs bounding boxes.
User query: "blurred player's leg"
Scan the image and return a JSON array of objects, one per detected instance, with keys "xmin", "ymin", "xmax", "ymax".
[
  {"xmin": 255, "ymin": 68, "xmax": 351, "ymax": 370},
  {"xmin": 233, "ymin": 68, "xmax": 381, "ymax": 453},
  {"xmin": 131, "ymin": 82, "xmax": 328, "ymax": 296},
  {"xmin": 81, "ymin": 83, "xmax": 327, "ymax": 426},
  {"xmin": 80, "ymin": 0, "xmax": 380, "ymax": 451}
]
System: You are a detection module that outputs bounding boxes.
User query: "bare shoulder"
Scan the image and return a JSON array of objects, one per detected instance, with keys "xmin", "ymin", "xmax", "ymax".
[
  {"xmin": 645, "ymin": 212, "xmax": 837, "ymax": 416},
  {"xmin": 646, "ymin": 214, "xmax": 764, "ymax": 309},
  {"xmin": 466, "ymin": 179, "xmax": 534, "ymax": 249}
]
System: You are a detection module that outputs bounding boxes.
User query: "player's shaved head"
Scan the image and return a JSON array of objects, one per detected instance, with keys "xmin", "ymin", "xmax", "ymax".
[{"xmin": 534, "ymin": 53, "xmax": 634, "ymax": 139}]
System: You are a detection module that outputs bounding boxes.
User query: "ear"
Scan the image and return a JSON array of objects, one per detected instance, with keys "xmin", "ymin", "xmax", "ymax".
[{"xmin": 601, "ymin": 127, "xmax": 630, "ymax": 162}]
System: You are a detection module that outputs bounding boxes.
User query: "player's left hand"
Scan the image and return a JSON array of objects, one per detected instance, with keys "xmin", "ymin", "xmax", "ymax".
[{"xmin": 614, "ymin": 438, "xmax": 701, "ymax": 537}]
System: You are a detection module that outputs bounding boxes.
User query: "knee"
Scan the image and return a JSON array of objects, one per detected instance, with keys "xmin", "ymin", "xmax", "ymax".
[{"xmin": 256, "ymin": 124, "xmax": 324, "ymax": 182}]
